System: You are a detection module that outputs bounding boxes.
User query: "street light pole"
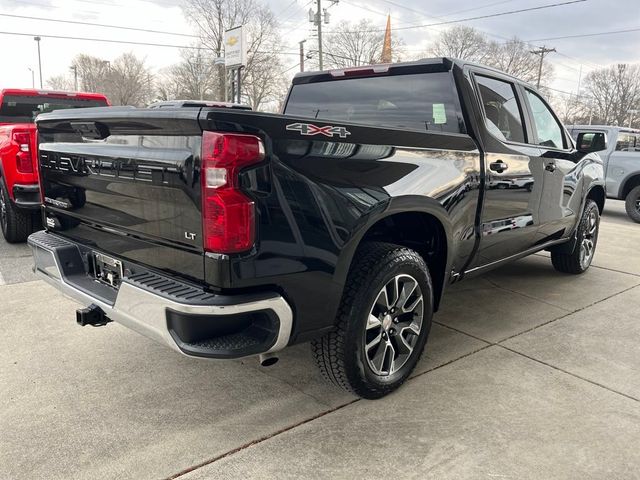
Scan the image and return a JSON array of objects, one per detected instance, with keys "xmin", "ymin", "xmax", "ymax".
[
  {"xmin": 27, "ymin": 68, "xmax": 34, "ymax": 88},
  {"xmin": 70, "ymin": 65, "xmax": 78, "ymax": 91},
  {"xmin": 299, "ymin": 40, "xmax": 306, "ymax": 72},
  {"xmin": 34, "ymin": 36, "xmax": 43, "ymax": 88}
]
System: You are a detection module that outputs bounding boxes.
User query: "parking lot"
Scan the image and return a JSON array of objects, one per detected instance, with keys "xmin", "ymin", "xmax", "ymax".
[{"xmin": 1, "ymin": 199, "xmax": 639, "ymax": 480}]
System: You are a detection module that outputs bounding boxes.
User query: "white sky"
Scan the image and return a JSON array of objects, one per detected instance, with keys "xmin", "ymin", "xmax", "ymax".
[{"xmin": 0, "ymin": 0, "xmax": 639, "ymax": 100}]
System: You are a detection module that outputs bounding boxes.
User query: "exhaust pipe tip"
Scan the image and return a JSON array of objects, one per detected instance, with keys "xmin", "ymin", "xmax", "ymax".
[{"xmin": 258, "ymin": 353, "xmax": 279, "ymax": 367}]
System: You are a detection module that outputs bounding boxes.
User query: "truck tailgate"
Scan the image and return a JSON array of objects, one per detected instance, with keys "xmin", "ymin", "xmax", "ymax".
[{"xmin": 37, "ymin": 108, "xmax": 206, "ymax": 282}]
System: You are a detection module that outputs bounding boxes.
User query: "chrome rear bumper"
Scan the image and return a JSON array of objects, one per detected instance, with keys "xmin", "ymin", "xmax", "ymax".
[{"xmin": 28, "ymin": 230, "xmax": 293, "ymax": 359}]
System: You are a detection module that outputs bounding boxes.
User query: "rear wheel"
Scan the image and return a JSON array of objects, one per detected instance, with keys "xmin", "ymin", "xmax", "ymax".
[
  {"xmin": 311, "ymin": 242, "xmax": 433, "ymax": 399},
  {"xmin": 0, "ymin": 181, "xmax": 36, "ymax": 243},
  {"xmin": 551, "ymin": 199, "xmax": 599, "ymax": 274},
  {"xmin": 624, "ymin": 185, "xmax": 640, "ymax": 223}
]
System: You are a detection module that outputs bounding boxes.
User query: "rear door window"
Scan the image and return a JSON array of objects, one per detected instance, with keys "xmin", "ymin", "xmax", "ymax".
[
  {"xmin": 615, "ymin": 132, "xmax": 640, "ymax": 151},
  {"xmin": 284, "ymin": 72, "xmax": 464, "ymax": 134},
  {"xmin": 525, "ymin": 90, "xmax": 565, "ymax": 149},
  {"xmin": 475, "ymin": 75, "xmax": 526, "ymax": 143}
]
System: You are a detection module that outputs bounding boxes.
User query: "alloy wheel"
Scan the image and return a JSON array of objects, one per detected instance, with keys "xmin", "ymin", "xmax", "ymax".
[
  {"xmin": 364, "ymin": 274, "xmax": 424, "ymax": 376},
  {"xmin": 0, "ymin": 186, "xmax": 7, "ymax": 234},
  {"xmin": 580, "ymin": 209, "xmax": 598, "ymax": 269}
]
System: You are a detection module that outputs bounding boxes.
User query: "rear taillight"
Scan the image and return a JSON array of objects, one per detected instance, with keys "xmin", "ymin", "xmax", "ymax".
[
  {"xmin": 12, "ymin": 131, "xmax": 34, "ymax": 173},
  {"xmin": 201, "ymin": 131, "xmax": 265, "ymax": 254}
]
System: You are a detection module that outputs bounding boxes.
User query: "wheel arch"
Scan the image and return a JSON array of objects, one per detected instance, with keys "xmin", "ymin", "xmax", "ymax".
[
  {"xmin": 335, "ymin": 196, "xmax": 454, "ymax": 312},
  {"xmin": 620, "ymin": 173, "xmax": 640, "ymax": 200},
  {"xmin": 586, "ymin": 184, "xmax": 605, "ymax": 214}
]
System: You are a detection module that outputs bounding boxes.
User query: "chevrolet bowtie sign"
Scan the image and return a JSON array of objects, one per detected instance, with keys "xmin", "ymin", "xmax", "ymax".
[{"xmin": 224, "ymin": 26, "xmax": 246, "ymax": 68}]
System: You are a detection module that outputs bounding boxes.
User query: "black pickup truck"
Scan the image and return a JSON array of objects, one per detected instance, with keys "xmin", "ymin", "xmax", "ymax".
[{"xmin": 29, "ymin": 58, "xmax": 605, "ymax": 399}]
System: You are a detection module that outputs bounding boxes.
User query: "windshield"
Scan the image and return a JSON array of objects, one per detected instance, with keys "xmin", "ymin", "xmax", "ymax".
[
  {"xmin": 0, "ymin": 95, "xmax": 108, "ymax": 123},
  {"xmin": 284, "ymin": 72, "xmax": 464, "ymax": 134}
]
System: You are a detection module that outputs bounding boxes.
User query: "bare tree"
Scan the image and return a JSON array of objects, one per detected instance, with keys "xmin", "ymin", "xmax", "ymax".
[
  {"xmin": 108, "ymin": 53, "xmax": 154, "ymax": 106},
  {"xmin": 548, "ymin": 91, "xmax": 590, "ymax": 125},
  {"xmin": 323, "ymin": 19, "xmax": 405, "ymax": 69},
  {"xmin": 46, "ymin": 74, "xmax": 75, "ymax": 91},
  {"xmin": 429, "ymin": 25, "xmax": 488, "ymax": 63},
  {"xmin": 158, "ymin": 48, "xmax": 218, "ymax": 101},
  {"xmin": 484, "ymin": 38, "xmax": 554, "ymax": 85},
  {"xmin": 156, "ymin": 67, "xmax": 183, "ymax": 102},
  {"xmin": 183, "ymin": 0, "xmax": 284, "ymax": 107},
  {"xmin": 72, "ymin": 54, "xmax": 111, "ymax": 93},
  {"xmin": 584, "ymin": 64, "xmax": 640, "ymax": 126},
  {"xmin": 240, "ymin": 5, "xmax": 286, "ymax": 109},
  {"xmin": 242, "ymin": 57, "xmax": 288, "ymax": 110},
  {"xmin": 426, "ymin": 27, "xmax": 553, "ymax": 87},
  {"xmin": 67, "ymin": 53, "xmax": 154, "ymax": 106}
]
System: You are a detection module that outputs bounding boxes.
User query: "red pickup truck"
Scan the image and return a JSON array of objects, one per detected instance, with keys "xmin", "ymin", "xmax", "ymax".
[{"xmin": 0, "ymin": 89, "xmax": 109, "ymax": 242}]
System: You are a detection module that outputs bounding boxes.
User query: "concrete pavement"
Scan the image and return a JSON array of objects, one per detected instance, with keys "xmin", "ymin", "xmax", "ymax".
[{"xmin": 1, "ymin": 200, "xmax": 639, "ymax": 480}]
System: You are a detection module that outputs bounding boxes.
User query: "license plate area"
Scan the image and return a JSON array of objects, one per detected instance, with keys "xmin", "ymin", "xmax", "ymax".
[{"xmin": 91, "ymin": 252, "xmax": 123, "ymax": 288}]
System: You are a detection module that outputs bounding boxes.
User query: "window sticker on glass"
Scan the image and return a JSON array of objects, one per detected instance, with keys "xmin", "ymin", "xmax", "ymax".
[{"xmin": 432, "ymin": 103, "xmax": 447, "ymax": 124}]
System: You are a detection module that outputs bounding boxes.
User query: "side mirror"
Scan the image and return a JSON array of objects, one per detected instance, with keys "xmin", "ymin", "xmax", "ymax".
[{"xmin": 576, "ymin": 131, "xmax": 607, "ymax": 153}]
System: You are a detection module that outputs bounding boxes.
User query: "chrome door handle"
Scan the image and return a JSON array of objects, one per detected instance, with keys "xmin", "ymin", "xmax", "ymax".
[{"xmin": 489, "ymin": 160, "xmax": 508, "ymax": 173}]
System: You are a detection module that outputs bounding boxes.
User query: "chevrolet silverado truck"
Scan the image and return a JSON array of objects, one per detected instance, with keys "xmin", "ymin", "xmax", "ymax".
[
  {"xmin": 0, "ymin": 89, "xmax": 109, "ymax": 242},
  {"xmin": 569, "ymin": 125, "xmax": 640, "ymax": 222},
  {"xmin": 28, "ymin": 58, "xmax": 605, "ymax": 399}
]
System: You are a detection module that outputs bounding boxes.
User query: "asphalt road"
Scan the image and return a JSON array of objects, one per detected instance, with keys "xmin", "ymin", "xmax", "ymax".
[{"xmin": 1, "ymin": 200, "xmax": 639, "ymax": 479}]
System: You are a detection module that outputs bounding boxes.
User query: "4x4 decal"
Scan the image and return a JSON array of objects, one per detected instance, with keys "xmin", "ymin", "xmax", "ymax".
[{"xmin": 286, "ymin": 122, "xmax": 351, "ymax": 139}]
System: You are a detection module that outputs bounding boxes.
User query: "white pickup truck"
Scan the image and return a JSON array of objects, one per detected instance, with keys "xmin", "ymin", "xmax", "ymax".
[{"xmin": 569, "ymin": 126, "xmax": 640, "ymax": 222}]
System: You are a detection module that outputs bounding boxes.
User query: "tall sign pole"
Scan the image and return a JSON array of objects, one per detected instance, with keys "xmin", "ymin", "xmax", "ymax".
[{"xmin": 224, "ymin": 26, "xmax": 247, "ymax": 104}]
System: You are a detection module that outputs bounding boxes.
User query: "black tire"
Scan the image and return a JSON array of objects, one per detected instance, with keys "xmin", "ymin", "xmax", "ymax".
[
  {"xmin": 311, "ymin": 242, "xmax": 433, "ymax": 399},
  {"xmin": 624, "ymin": 185, "xmax": 640, "ymax": 223},
  {"xmin": 551, "ymin": 199, "xmax": 600, "ymax": 274},
  {"xmin": 0, "ymin": 180, "xmax": 36, "ymax": 243}
]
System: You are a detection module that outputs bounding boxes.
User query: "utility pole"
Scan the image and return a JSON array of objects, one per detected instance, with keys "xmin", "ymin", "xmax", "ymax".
[
  {"xmin": 299, "ymin": 40, "xmax": 306, "ymax": 72},
  {"xmin": 309, "ymin": 0, "xmax": 337, "ymax": 71},
  {"xmin": 34, "ymin": 36, "xmax": 43, "ymax": 88},
  {"xmin": 70, "ymin": 65, "xmax": 78, "ymax": 91},
  {"xmin": 315, "ymin": 0, "xmax": 323, "ymax": 70},
  {"xmin": 530, "ymin": 46, "xmax": 555, "ymax": 89}
]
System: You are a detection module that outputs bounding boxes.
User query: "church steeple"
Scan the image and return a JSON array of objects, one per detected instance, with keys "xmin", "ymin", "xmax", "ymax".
[{"xmin": 381, "ymin": 15, "xmax": 392, "ymax": 63}]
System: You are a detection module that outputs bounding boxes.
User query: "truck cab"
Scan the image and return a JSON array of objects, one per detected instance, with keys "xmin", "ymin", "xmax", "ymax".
[
  {"xmin": 568, "ymin": 125, "xmax": 640, "ymax": 222},
  {"xmin": 0, "ymin": 89, "xmax": 110, "ymax": 242}
]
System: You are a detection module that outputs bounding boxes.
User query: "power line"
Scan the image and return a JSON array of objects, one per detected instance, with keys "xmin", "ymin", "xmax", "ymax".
[
  {"xmin": 526, "ymin": 26, "xmax": 640, "ymax": 42},
  {"xmin": 443, "ymin": 0, "xmax": 518, "ymax": 17},
  {"xmin": 0, "ymin": 30, "xmax": 305, "ymax": 58},
  {"xmin": 0, "ymin": 30, "xmax": 203, "ymax": 49},
  {"xmin": 0, "ymin": 13, "xmax": 198, "ymax": 38},
  {"xmin": 324, "ymin": 0, "xmax": 588, "ymax": 33}
]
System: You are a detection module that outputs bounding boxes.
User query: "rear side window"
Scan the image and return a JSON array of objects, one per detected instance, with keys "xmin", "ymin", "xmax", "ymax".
[
  {"xmin": 284, "ymin": 72, "xmax": 463, "ymax": 134},
  {"xmin": 525, "ymin": 90, "xmax": 565, "ymax": 149},
  {"xmin": 475, "ymin": 75, "xmax": 526, "ymax": 143},
  {"xmin": 615, "ymin": 132, "xmax": 640, "ymax": 151}
]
